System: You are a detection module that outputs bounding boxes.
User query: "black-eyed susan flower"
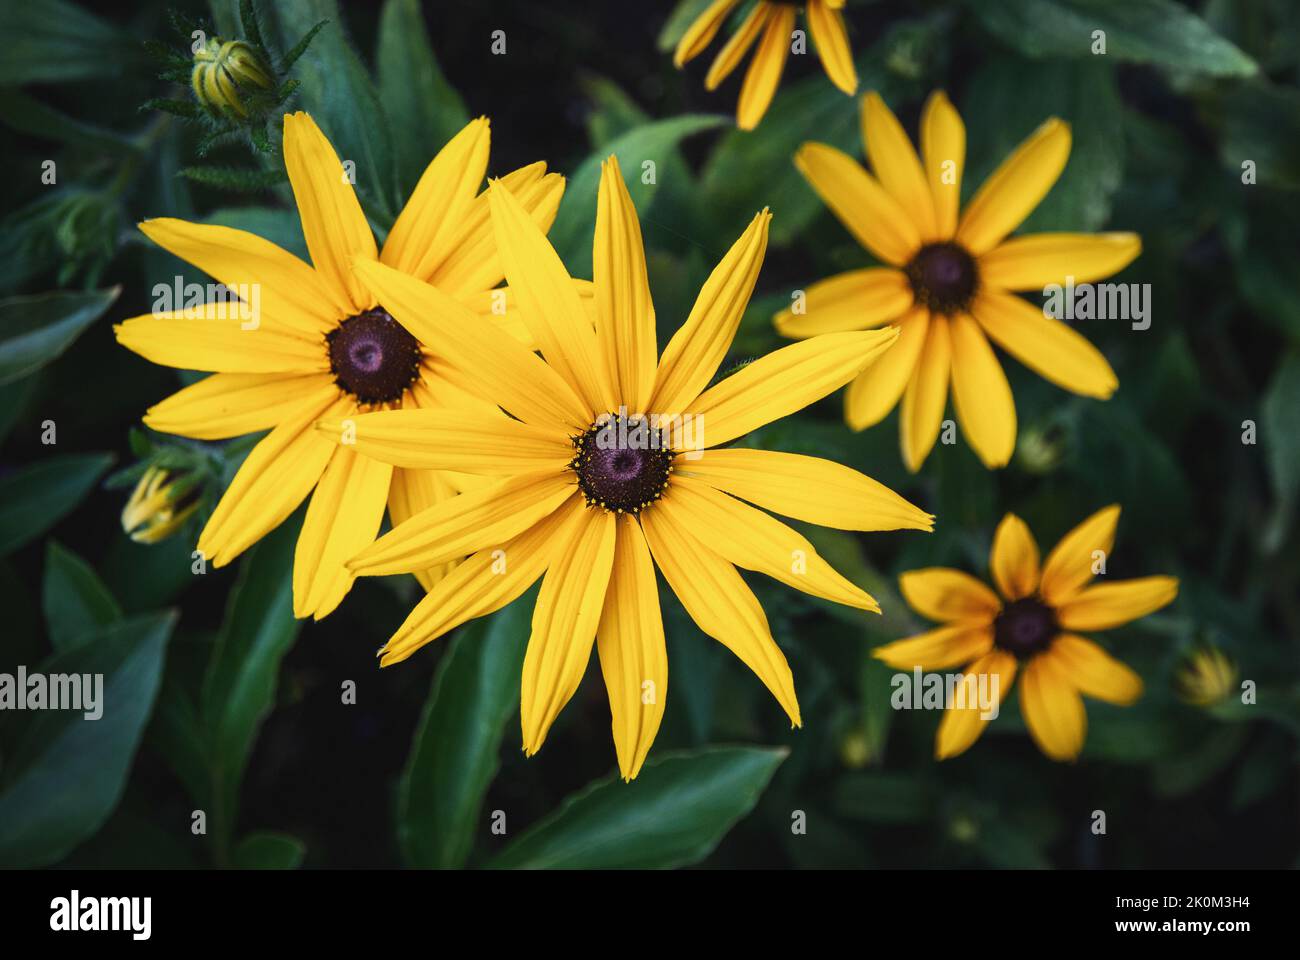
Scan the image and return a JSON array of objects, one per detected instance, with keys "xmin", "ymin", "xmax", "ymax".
[
  {"xmin": 1175, "ymin": 647, "xmax": 1239, "ymax": 707},
  {"xmin": 116, "ymin": 111, "xmax": 572, "ymax": 619},
  {"xmin": 776, "ymin": 90, "xmax": 1141, "ymax": 472},
  {"xmin": 320, "ymin": 157, "xmax": 932, "ymax": 780},
  {"xmin": 874, "ymin": 506, "xmax": 1178, "ymax": 761},
  {"xmin": 673, "ymin": 0, "xmax": 857, "ymax": 131}
]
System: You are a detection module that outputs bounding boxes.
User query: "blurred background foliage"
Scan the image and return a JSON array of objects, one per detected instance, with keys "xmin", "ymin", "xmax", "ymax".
[{"xmin": 0, "ymin": 0, "xmax": 1297, "ymax": 869}]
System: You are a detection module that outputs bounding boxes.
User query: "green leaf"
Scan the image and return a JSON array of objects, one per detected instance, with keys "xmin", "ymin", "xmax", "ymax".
[
  {"xmin": 0, "ymin": 612, "xmax": 175, "ymax": 867},
  {"xmin": 179, "ymin": 166, "xmax": 288, "ymax": 192},
  {"xmin": 967, "ymin": 0, "xmax": 1257, "ymax": 77},
  {"xmin": 0, "ymin": 375, "xmax": 36, "ymax": 447},
  {"xmin": 0, "ymin": 0, "xmax": 133, "ymax": 85},
  {"xmin": 397, "ymin": 589, "xmax": 533, "ymax": 869},
  {"xmin": 1216, "ymin": 81, "xmax": 1300, "ymax": 191},
  {"xmin": 0, "ymin": 88, "xmax": 140, "ymax": 156},
  {"xmin": 232, "ymin": 831, "xmax": 306, "ymax": 869},
  {"xmin": 488, "ymin": 746, "xmax": 787, "ymax": 869},
  {"xmin": 270, "ymin": 1, "xmax": 397, "ymax": 223},
  {"xmin": 1261, "ymin": 350, "xmax": 1300, "ymax": 551},
  {"xmin": 42, "ymin": 541, "xmax": 122, "ymax": 654},
  {"xmin": 548, "ymin": 114, "xmax": 729, "ymax": 273},
  {"xmin": 0, "ymin": 453, "xmax": 114, "ymax": 559},
  {"xmin": 201, "ymin": 520, "xmax": 303, "ymax": 856},
  {"xmin": 376, "ymin": 0, "xmax": 470, "ymax": 196},
  {"xmin": 963, "ymin": 57, "xmax": 1124, "ymax": 233},
  {"xmin": 0, "ymin": 288, "xmax": 120, "ymax": 387}
]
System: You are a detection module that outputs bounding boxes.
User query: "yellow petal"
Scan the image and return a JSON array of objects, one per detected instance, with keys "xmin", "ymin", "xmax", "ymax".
[
  {"xmin": 1020, "ymin": 652, "xmax": 1086, "ymax": 761},
  {"xmin": 736, "ymin": 3, "xmax": 793, "ymax": 131},
  {"xmin": 806, "ymin": 0, "xmax": 857, "ymax": 95},
  {"xmin": 597, "ymin": 516, "xmax": 668, "ymax": 781},
  {"xmin": 143, "ymin": 372, "xmax": 337, "ymax": 440},
  {"xmin": 899, "ymin": 567, "xmax": 1001, "ymax": 623},
  {"xmin": 293, "ymin": 444, "xmax": 392, "ymax": 619},
  {"xmin": 956, "ymin": 118, "xmax": 1072, "ymax": 255},
  {"xmin": 594, "ymin": 156, "xmax": 656, "ymax": 412},
  {"xmin": 862, "ymin": 91, "xmax": 937, "ymax": 239},
  {"xmin": 489, "ymin": 178, "xmax": 615, "ymax": 415},
  {"xmin": 920, "ymin": 90, "xmax": 965, "ymax": 239},
  {"xmin": 352, "ymin": 258, "xmax": 590, "ymax": 431},
  {"xmin": 1048, "ymin": 634, "xmax": 1143, "ymax": 705},
  {"xmin": 989, "ymin": 512, "xmax": 1040, "ymax": 601},
  {"xmin": 387, "ymin": 466, "xmax": 458, "ymax": 592},
  {"xmin": 935, "ymin": 649, "xmax": 1016, "ymax": 759},
  {"xmin": 1039, "ymin": 504, "xmax": 1120, "ymax": 605},
  {"xmin": 979, "ymin": 232, "xmax": 1142, "ymax": 291},
  {"xmin": 704, "ymin": 2, "xmax": 768, "ymax": 90},
  {"xmin": 115, "ymin": 309, "xmax": 330, "ymax": 374},
  {"xmin": 659, "ymin": 475, "xmax": 879, "ymax": 611},
  {"xmin": 430, "ymin": 162, "xmax": 566, "ymax": 297},
  {"xmin": 794, "ymin": 142, "xmax": 921, "ymax": 265},
  {"xmin": 641, "ymin": 507, "xmax": 800, "ymax": 726},
  {"xmin": 872, "ymin": 624, "xmax": 994, "ymax": 670},
  {"xmin": 1056, "ymin": 576, "xmax": 1179, "ymax": 631},
  {"xmin": 899, "ymin": 313, "xmax": 950, "ymax": 472},
  {"xmin": 774, "ymin": 267, "xmax": 913, "ymax": 338},
  {"xmin": 972, "ymin": 289, "xmax": 1117, "ymax": 399},
  {"xmin": 456, "ymin": 277, "xmax": 596, "ymax": 352},
  {"xmin": 521, "ymin": 505, "xmax": 617, "ymax": 755},
  {"xmin": 674, "ymin": 0, "xmax": 742, "ymax": 66},
  {"xmin": 678, "ymin": 447, "xmax": 933, "ymax": 532},
  {"xmin": 138, "ymin": 218, "xmax": 346, "ymax": 335},
  {"xmin": 844, "ymin": 308, "xmax": 928, "ymax": 431},
  {"xmin": 282, "ymin": 111, "xmax": 378, "ymax": 311},
  {"xmin": 315, "ymin": 408, "xmax": 572, "ymax": 474},
  {"xmin": 692, "ymin": 328, "xmax": 900, "ymax": 447},
  {"xmin": 948, "ymin": 312, "xmax": 1016, "ymax": 469},
  {"xmin": 197, "ymin": 392, "xmax": 349, "ymax": 567},
  {"xmin": 351, "ymin": 470, "xmax": 574, "ymax": 576},
  {"xmin": 379, "ymin": 496, "xmax": 576, "ymax": 666},
  {"xmin": 380, "ymin": 116, "xmax": 490, "ymax": 280},
  {"xmin": 652, "ymin": 210, "xmax": 770, "ymax": 415}
]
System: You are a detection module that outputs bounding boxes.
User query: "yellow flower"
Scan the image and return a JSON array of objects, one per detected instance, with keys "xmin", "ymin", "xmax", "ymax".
[
  {"xmin": 1175, "ymin": 647, "xmax": 1238, "ymax": 707},
  {"xmin": 875, "ymin": 507, "xmax": 1178, "ymax": 761},
  {"xmin": 121, "ymin": 465, "xmax": 201, "ymax": 544},
  {"xmin": 674, "ymin": 0, "xmax": 857, "ymax": 131},
  {"xmin": 115, "ymin": 112, "xmax": 571, "ymax": 619},
  {"xmin": 320, "ymin": 156, "xmax": 932, "ymax": 780},
  {"xmin": 776, "ymin": 90, "xmax": 1142, "ymax": 472}
]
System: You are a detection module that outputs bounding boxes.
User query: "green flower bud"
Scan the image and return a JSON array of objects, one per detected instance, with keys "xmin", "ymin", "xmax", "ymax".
[
  {"xmin": 1015, "ymin": 424, "xmax": 1064, "ymax": 475},
  {"xmin": 191, "ymin": 38, "xmax": 274, "ymax": 120}
]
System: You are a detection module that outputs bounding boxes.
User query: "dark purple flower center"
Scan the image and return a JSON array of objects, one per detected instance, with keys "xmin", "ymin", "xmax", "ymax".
[
  {"xmin": 326, "ymin": 307, "xmax": 421, "ymax": 405},
  {"xmin": 905, "ymin": 241, "xmax": 979, "ymax": 314},
  {"xmin": 993, "ymin": 597, "xmax": 1059, "ymax": 659},
  {"xmin": 570, "ymin": 414, "xmax": 673, "ymax": 514}
]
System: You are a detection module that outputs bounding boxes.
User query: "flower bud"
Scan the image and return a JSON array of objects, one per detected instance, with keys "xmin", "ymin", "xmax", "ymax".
[
  {"xmin": 1174, "ymin": 647, "xmax": 1238, "ymax": 707},
  {"xmin": 191, "ymin": 38, "xmax": 274, "ymax": 120},
  {"xmin": 122, "ymin": 465, "xmax": 201, "ymax": 544}
]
